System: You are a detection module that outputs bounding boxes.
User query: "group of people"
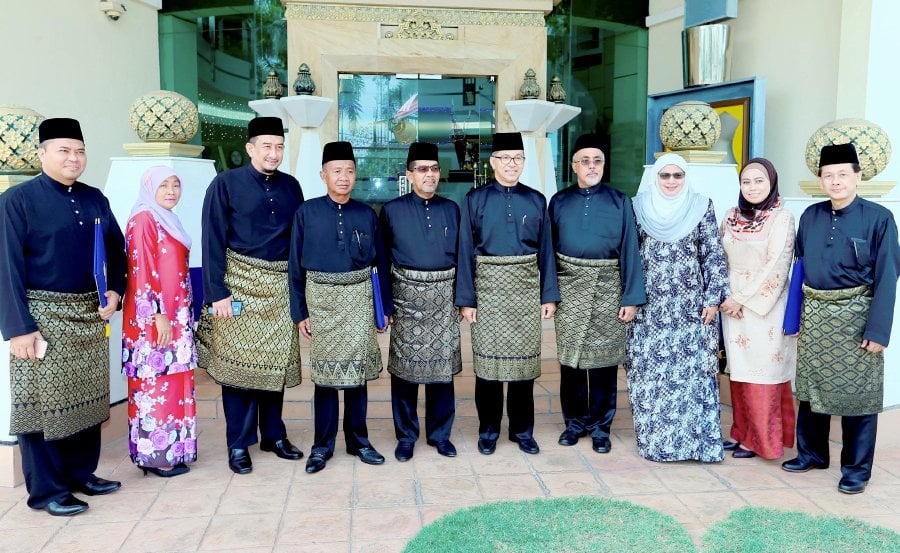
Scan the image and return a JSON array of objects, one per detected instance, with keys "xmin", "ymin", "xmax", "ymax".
[{"xmin": 0, "ymin": 115, "xmax": 897, "ymax": 518}]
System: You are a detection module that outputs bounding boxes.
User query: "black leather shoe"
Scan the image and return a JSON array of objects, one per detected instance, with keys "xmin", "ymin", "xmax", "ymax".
[
  {"xmin": 477, "ymin": 438, "xmax": 496, "ymax": 455},
  {"xmin": 43, "ymin": 494, "xmax": 88, "ymax": 516},
  {"xmin": 510, "ymin": 436, "xmax": 540, "ymax": 455},
  {"xmin": 592, "ymin": 437, "xmax": 612, "ymax": 454},
  {"xmin": 349, "ymin": 447, "xmax": 386, "ymax": 465},
  {"xmin": 732, "ymin": 448, "xmax": 756, "ymax": 459},
  {"xmin": 838, "ymin": 476, "xmax": 868, "ymax": 494},
  {"xmin": 228, "ymin": 448, "xmax": 253, "ymax": 474},
  {"xmin": 558, "ymin": 428, "xmax": 586, "ymax": 446},
  {"xmin": 260, "ymin": 438, "xmax": 303, "ymax": 460},
  {"xmin": 395, "ymin": 442, "xmax": 415, "ymax": 462},
  {"xmin": 427, "ymin": 440, "xmax": 457, "ymax": 458},
  {"xmin": 723, "ymin": 440, "xmax": 740, "ymax": 451},
  {"xmin": 305, "ymin": 452, "xmax": 331, "ymax": 474},
  {"xmin": 142, "ymin": 463, "xmax": 190, "ymax": 478},
  {"xmin": 75, "ymin": 475, "xmax": 121, "ymax": 496},
  {"xmin": 781, "ymin": 457, "xmax": 828, "ymax": 473}
]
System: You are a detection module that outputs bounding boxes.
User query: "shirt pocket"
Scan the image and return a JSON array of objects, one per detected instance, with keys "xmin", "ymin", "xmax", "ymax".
[
  {"xmin": 350, "ymin": 230, "xmax": 372, "ymax": 265},
  {"xmin": 848, "ymin": 237, "xmax": 870, "ymax": 267}
]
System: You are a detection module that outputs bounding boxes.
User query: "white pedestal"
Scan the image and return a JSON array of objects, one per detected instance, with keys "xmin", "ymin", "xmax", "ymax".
[
  {"xmin": 505, "ymin": 100, "xmax": 581, "ymax": 203},
  {"xmin": 281, "ymin": 96, "xmax": 335, "ymax": 200},
  {"xmin": 640, "ymin": 162, "xmax": 739, "ymax": 225},
  {"xmin": 783, "ymin": 195, "xmax": 900, "ymax": 410},
  {"xmin": 104, "ymin": 156, "xmax": 217, "ymax": 404}
]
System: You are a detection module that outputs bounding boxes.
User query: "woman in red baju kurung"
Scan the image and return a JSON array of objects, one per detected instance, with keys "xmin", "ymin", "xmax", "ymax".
[{"xmin": 122, "ymin": 166, "xmax": 197, "ymax": 477}]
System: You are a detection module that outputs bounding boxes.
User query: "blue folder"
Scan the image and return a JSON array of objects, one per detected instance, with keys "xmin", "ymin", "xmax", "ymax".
[
  {"xmin": 782, "ymin": 257, "xmax": 804, "ymax": 335},
  {"xmin": 371, "ymin": 267, "xmax": 386, "ymax": 330},
  {"xmin": 93, "ymin": 218, "xmax": 108, "ymax": 308}
]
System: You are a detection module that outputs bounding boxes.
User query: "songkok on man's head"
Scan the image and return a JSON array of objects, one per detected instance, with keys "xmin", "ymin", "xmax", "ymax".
[
  {"xmin": 406, "ymin": 142, "xmax": 439, "ymax": 165},
  {"xmin": 322, "ymin": 141, "xmax": 355, "ymax": 164},
  {"xmin": 492, "ymin": 132, "xmax": 524, "ymax": 152},
  {"xmin": 39, "ymin": 118, "xmax": 84, "ymax": 143},
  {"xmin": 248, "ymin": 117, "xmax": 284, "ymax": 140},
  {"xmin": 819, "ymin": 143, "xmax": 859, "ymax": 168},
  {"xmin": 572, "ymin": 133, "xmax": 605, "ymax": 156}
]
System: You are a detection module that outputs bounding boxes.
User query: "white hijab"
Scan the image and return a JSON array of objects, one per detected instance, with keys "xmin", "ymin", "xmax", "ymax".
[{"xmin": 633, "ymin": 153, "xmax": 709, "ymax": 242}]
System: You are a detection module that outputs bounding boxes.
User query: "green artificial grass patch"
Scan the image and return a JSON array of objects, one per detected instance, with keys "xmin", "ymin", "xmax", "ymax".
[
  {"xmin": 403, "ymin": 496, "xmax": 696, "ymax": 553},
  {"xmin": 702, "ymin": 506, "xmax": 900, "ymax": 553}
]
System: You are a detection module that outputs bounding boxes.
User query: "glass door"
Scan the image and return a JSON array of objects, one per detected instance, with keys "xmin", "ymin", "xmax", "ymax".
[{"xmin": 338, "ymin": 73, "xmax": 496, "ymax": 209}]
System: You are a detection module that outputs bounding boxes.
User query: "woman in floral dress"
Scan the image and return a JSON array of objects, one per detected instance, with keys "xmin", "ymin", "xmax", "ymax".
[
  {"xmin": 627, "ymin": 153, "xmax": 729, "ymax": 462},
  {"xmin": 122, "ymin": 166, "xmax": 197, "ymax": 477},
  {"xmin": 720, "ymin": 158, "xmax": 796, "ymax": 459}
]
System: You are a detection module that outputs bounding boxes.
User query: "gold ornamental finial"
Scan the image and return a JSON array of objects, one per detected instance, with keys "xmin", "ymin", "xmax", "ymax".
[
  {"xmin": 293, "ymin": 63, "xmax": 316, "ymax": 96},
  {"xmin": 547, "ymin": 76, "xmax": 566, "ymax": 103},
  {"xmin": 519, "ymin": 68, "xmax": 541, "ymax": 100},
  {"xmin": 263, "ymin": 68, "xmax": 283, "ymax": 99}
]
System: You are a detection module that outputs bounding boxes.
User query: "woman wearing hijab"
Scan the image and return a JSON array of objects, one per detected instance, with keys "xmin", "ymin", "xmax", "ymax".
[
  {"xmin": 122, "ymin": 166, "xmax": 197, "ymax": 477},
  {"xmin": 627, "ymin": 153, "xmax": 729, "ymax": 462},
  {"xmin": 719, "ymin": 158, "xmax": 797, "ymax": 459}
]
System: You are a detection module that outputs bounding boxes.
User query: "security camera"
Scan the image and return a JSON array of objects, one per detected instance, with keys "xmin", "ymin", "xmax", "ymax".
[{"xmin": 99, "ymin": 1, "xmax": 126, "ymax": 21}]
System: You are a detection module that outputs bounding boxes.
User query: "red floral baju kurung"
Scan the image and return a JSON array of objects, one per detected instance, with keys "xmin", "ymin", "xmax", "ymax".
[{"xmin": 122, "ymin": 211, "xmax": 197, "ymax": 468}]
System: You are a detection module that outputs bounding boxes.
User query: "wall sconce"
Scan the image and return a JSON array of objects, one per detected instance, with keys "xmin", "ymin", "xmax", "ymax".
[{"xmin": 99, "ymin": 1, "xmax": 126, "ymax": 21}]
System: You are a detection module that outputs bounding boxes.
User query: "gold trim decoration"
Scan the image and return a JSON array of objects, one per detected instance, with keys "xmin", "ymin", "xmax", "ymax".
[
  {"xmin": 123, "ymin": 142, "xmax": 205, "ymax": 158},
  {"xmin": 654, "ymin": 150, "xmax": 727, "ymax": 164},
  {"xmin": 129, "ymin": 90, "xmax": 200, "ymax": 144},
  {"xmin": 0, "ymin": 175, "xmax": 31, "ymax": 193},
  {"xmin": 284, "ymin": 4, "xmax": 545, "ymax": 27},
  {"xmin": 0, "ymin": 106, "xmax": 44, "ymax": 176},
  {"xmin": 385, "ymin": 11, "xmax": 453, "ymax": 39},
  {"xmin": 804, "ymin": 118, "xmax": 892, "ymax": 181}
]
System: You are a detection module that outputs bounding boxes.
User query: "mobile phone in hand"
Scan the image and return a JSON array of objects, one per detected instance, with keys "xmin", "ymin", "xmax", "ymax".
[
  {"xmin": 34, "ymin": 339, "xmax": 48, "ymax": 359},
  {"xmin": 208, "ymin": 301, "xmax": 244, "ymax": 316}
]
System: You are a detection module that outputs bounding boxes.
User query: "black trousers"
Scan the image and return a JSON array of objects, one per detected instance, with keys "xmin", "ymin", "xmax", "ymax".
[
  {"xmin": 18, "ymin": 425, "xmax": 101, "ymax": 508},
  {"xmin": 475, "ymin": 377, "xmax": 535, "ymax": 441},
  {"xmin": 311, "ymin": 384, "xmax": 372, "ymax": 455},
  {"xmin": 559, "ymin": 364, "xmax": 618, "ymax": 438},
  {"xmin": 391, "ymin": 375, "xmax": 455, "ymax": 445},
  {"xmin": 795, "ymin": 401, "xmax": 878, "ymax": 481},
  {"xmin": 221, "ymin": 385, "xmax": 287, "ymax": 449}
]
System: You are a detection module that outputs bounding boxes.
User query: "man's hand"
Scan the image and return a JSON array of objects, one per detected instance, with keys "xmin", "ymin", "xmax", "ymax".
[
  {"xmin": 861, "ymin": 339, "xmax": 886, "ymax": 353},
  {"xmin": 10, "ymin": 331, "xmax": 44, "ymax": 360},
  {"xmin": 154, "ymin": 314, "xmax": 172, "ymax": 347},
  {"xmin": 701, "ymin": 305, "xmax": 718, "ymax": 325},
  {"xmin": 618, "ymin": 305, "xmax": 637, "ymax": 323},
  {"xmin": 298, "ymin": 318, "xmax": 312, "ymax": 340},
  {"xmin": 460, "ymin": 307, "xmax": 477, "ymax": 324},
  {"xmin": 376, "ymin": 315, "xmax": 393, "ymax": 334},
  {"xmin": 721, "ymin": 297, "xmax": 743, "ymax": 319},
  {"xmin": 541, "ymin": 302, "xmax": 556, "ymax": 320},
  {"xmin": 98, "ymin": 291, "xmax": 119, "ymax": 320},
  {"xmin": 211, "ymin": 296, "xmax": 234, "ymax": 319}
]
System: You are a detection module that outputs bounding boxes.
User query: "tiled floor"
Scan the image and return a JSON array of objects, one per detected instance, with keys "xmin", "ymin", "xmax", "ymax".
[{"xmin": 2, "ymin": 323, "xmax": 899, "ymax": 552}]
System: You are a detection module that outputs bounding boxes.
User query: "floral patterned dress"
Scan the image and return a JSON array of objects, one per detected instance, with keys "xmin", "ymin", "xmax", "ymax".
[
  {"xmin": 626, "ymin": 201, "xmax": 729, "ymax": 462},
  {"xmin": 122, "ymin": 211, "xmax": 197, "ymax": 468}
]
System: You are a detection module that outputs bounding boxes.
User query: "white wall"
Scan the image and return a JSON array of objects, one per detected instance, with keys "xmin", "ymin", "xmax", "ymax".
[
  {"xmin": 0, "ymin": 1, "xmax": 161, "ymax": 189},
  {"xmin": 866, "ymin": 0, "xmax": 900, "ymax": 196}
]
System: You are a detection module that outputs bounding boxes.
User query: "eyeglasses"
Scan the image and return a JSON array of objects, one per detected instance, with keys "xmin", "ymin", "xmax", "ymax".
[
  {"xmin": 411, "ymin": 164, "xmax": 440, "ymax": 174},
  {"xmin": 491, "ymin": 155, "xmax": 526, "ymax": 166},
  {"xmin": 658, "ymin": 172, "xmax": 685, "ymax": 180},
  {"xmin": 575, "ymin": 157, "xmax": 605, "ymax": 167}
]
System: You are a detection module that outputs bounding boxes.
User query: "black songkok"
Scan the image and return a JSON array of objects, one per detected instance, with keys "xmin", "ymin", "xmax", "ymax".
[
  {"xmin": 38, "ymin": 118, "xmax": 84, "ymax": 143},
  {"xmin": 322, "ymin": 141, "xmax": 355, "ymax": 164},
  {"xmin": 406, "ymin": 142, "xmax": 439, "ymax": 166},
  {"xmin": 819, "ymin": 143, "xmax": 860, "ymax": 168},
  {"xmin": 491, "ymin": 132, "xmax": 524, "ymax": 152},
  {"xmin": 247, "ymin": 117, "xmax": 284, "ymax": 139},
  {"xmin": 572, "ymin": 133, "xmax": 605, "ymax": 156}
]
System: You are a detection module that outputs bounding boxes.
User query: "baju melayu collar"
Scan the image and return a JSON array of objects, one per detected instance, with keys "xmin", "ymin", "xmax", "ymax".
[{"xmin": 379, "ymin": 192, "xmax": 459, "ymax": 271}]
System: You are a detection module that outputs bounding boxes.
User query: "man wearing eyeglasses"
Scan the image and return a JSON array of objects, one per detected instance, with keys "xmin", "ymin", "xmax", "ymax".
[
  {"xmin": 548, "ymin": 133, "xmax": 646, "ymax": 455},
  {"xmin": 379, "ymin": 142, "xmax": 461, "ymax": 462},
  {"xmin": 456, "ymin": 132, "xmax": 560, "ymax": 455}
]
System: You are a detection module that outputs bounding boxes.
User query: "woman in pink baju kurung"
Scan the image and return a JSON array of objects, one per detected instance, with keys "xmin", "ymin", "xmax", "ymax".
[
  {"xmin": 720, "ymin": 158, "xmax": 797, "ymax": 460},
  {"xmin": 122, "ymin": 166, "xmax": 197, "ymax": 477}
]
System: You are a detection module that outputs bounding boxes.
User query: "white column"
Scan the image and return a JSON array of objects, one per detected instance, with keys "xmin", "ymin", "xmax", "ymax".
[{"xmin": 281, "ymin": 96, "xmax": 335, "ymax": 200}]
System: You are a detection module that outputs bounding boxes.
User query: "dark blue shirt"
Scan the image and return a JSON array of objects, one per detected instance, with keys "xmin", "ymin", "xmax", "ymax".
[
  {"xmin": 379, "ymin": 192, "xmax": 459, "ymax": 271},
  {"xmin": 201, "ymin": 164, "xmax": 304, "ymax": 303},
  {"xmin": 289, "ymin": 196, "xmax": 392, "ymax": 322},
  {"xmin": 455, "ymin": 181, "xmax": 560, "ymax": 307},
  {"xmin": 549, "ymin": 183, "xmax": 647, "ymax": 307},
  {"xmin": 0, "ymin": 173, "xmax": 127, "ymax": 339},
  {"xmin": 797, "ymin": 196, "xmax": 900, "ymax": 345}
]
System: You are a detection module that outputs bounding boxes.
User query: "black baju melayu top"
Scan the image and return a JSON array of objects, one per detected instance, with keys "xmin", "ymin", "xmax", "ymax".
[
  {"xmin": 201, "ymin": 164, "xmax": 304, "ymax": 303},
  {"xmin": 797, "ymin": 196, "xmax": 900, "ymax": 346},
  {"xmin": 0, "ymin": 172, "xmax": 127, "ymax": 339},
  {"xmin": 455, "ymin": 180, "xmax": 560, "ymax": 307},
  {"xmin": 379, "ymin": 192, "xmax": 460, "ymax": 271},
  {"xmin": 289, "ymin": 195, "xmax": 393, "ymax": 323},
  {"xmin": 549, "ymin": 183, "xmax": 647, "ymax": 307}
]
